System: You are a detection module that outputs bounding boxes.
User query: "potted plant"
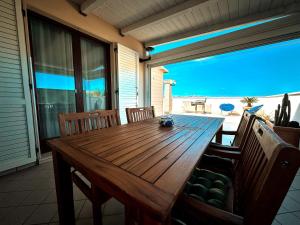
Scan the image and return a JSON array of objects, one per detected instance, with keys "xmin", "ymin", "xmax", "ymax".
[
  {"xmin": 240, "ymin": 97, "xmax": 258, "ymax": 107},
  {"xmin": 269, "ymin": 93, "xmax": 300, "ymax": 147}
]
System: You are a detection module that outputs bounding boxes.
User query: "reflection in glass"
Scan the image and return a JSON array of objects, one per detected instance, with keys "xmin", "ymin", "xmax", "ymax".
[
  {"xmin": 30, "ymin": 18, "xmax": 76, "ymax": 139},
  {"xmin": 81, "ymin": 38, "xmax": 107, "ymax": 111}
]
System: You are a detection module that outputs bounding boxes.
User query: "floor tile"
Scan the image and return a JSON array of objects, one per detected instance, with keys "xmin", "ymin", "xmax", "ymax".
[
  {"xmin": 24, "ymin": 203, "xmax": 57, "ymax": 225},
  {"xmin": 43, "ymin": 189, "xmax": 57, "ymax": 203},
  {"xmin": 277, "ymin": 205, "xmax": 290, "ymax": 214},
  {"xmin": 276, "ymin": 213, "xmax": 300, "ymax": 225},
  {"xmin": 103, "ymin": 198, "xmax": 124, "ymax": 216},
  {"xmin": 51, "ymin": 200, "xmax": 85, "ymax": 222},
  {"xmin": 0, "ymin": 191, "xmax": 31, "ymax": 207},
  {"xmin": 293, "ymin": 211, "xmax": 300, "ymax": 219},
  {"xmin": 20, "ymin": 189, "xmax": 51, "ymax": 205},
  {"xmin": 287, "ymin": 190, "xmax": 300, "ymax": 204},
  {"xmin": 282, "ymin": 195, "xmax": 300, "ymax": 211},
  {"xmin": 0, "ymin": 207, "xmax": 13, "ymax": 220},
  {"xmin": 79, "ymin": 200, "xmax": 93, "ymax": 219},
  {"xmin": 76, "ymin": 218, "xmax": 93, "ymax": 225},
  {"xmin": 271, "ymin": 220, "xmax": 281, "ymax": 225},
  {"xmin": 1, "ymin": 205, "xmax": 38, "ymax": 225},
  {"xmin": 103, "ymin": 214, "xmax": 124, "ymax": 225},
  {"xmin": 74, "ymin": 185, "xmax": 88, "ymax": 201},
  {"xmin": 291, "ymin": 176, "xmax": 300, "ymax": 190}
]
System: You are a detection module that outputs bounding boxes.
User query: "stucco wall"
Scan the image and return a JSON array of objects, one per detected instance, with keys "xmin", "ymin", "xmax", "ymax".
[
  {"xmin": 151, "ymin": 67, "xmax": 164, "ymax": 116},
  {"xmin": 23, "ymin": 0, "xmax": 145, "ymax": 106}
]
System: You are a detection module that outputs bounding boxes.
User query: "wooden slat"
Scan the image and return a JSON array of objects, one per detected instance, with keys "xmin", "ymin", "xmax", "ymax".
[
  {"xmin": 0, "ymin": 0, "xmax": 14, "ymax": 11},
  {"xmin": 127, "ymin": 117, "xmax": 212, "ymax": 176},
  {"xmin": 110, "ymin": 129, "xmax": 189, "ymax": 165},
  {"xmin": 238, "ymin": 0, "xmax": 250, "ymax": 17},
  {"xmin": 142, "ymin": 119, "xmax": 222, "ymax": 182},
  {"xmin": 120, "ymin": 129, "xmax": 194, "ymax": 171},
  {"xmin": 0, "ymin": 15, "xmax": 16, "ymax": 26},
  {"xmin": 155, "ymin": 119, "xmax": 221, "ymax": 189},
  {"xmin": 0, "ymin": 29, "xmax": 18, "ymax": 41},
  {"xmin": 228, "ymin": 0, "xmax": 239, "ymax": 19},
  {"xmin": 218, "ymin": 0, "xmax": 230, "ymax": 21},
  {"xmin": 0, "ymin": 150, "xmax": 29, "ymax": 162}
]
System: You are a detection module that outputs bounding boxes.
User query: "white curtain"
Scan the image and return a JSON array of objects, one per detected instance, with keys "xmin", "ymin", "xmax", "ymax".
[
  {"xmin": 30, "ymin": 17, "xmax": 76, "ymax": 139},
  {"xmin": 81, "ymin": 38, "xmax": 107, "ymax": 111}
]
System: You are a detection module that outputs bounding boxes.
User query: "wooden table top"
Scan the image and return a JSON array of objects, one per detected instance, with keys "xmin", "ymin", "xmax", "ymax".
[{"xmin": 49, "ymin": 115, "xmax": 224, "ymax": 222}]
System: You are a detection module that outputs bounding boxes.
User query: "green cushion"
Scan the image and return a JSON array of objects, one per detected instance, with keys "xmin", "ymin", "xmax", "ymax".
[
  {"xmin": 201, "ymin": 154, "xmax": 233, "ymax": 167},
  {"xmin": 184, "ymin": 168, "xmax": 231, "ymax": 210}
]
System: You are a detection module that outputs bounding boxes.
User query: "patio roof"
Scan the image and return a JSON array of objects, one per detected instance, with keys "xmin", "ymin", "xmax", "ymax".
[
  {"xmin": 74, "ymin": 0, "xmax": 300, "ymax": 46},
  {"xmin": 72, "ymin": 0, "xmax": 300, "ymax": 67}
]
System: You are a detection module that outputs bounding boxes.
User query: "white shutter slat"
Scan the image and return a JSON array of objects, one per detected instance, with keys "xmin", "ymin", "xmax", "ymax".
[
  {"xmin": 0, "ymin": 0, "xmax": 36, "ymax": 171},
  {"xmin": 117, "ymin": 44, "xmax": 139, "ymax": 124}
]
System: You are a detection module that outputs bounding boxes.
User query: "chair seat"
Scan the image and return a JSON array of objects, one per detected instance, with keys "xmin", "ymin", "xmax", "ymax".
[
  {"xmin": 185, "ymin": 168, "xmax": 231, "ymax": 209},
  {"xmin": 172, "ymin": 168, "xmax": 234, "ymax": 225},
  {"xmin": 200, "ymin": 154, "xmax": 234, "ymax": 177}
]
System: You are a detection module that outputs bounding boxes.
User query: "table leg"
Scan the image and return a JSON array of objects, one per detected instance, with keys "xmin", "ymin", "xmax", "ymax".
[
  {"xmin": 216, "ymin": 125, "xmax": 223, "ymax": 144},
  {"xmin": 141, "ymin": 213, "xmax": 163, "ymax": 225},
  {"xmin": 52, "ymin": 151, "xmax": 75, "ymax": 225}
]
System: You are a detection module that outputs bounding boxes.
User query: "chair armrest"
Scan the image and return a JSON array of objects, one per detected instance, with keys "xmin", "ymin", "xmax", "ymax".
[
  {"xmin": 208, "ymin": 144, "xmax": 240, "ymax": 151},
  {"xmin": 178, "ymin": 195, "xmax": 244, "ymax": 225},
  {"xmin": 72, "ymin": 171, "xmax": 92, "ymax": 200},
  {"xmin": 221, "ymin": 130, "xmax": 237, "ymax": 135},
  {"xmin": 209, "ymin": 143, "xmax": 240, "ymax": 151},
  {"xmin": 206, "ymin": 148, "xmax": 241, "ymax": 159}
]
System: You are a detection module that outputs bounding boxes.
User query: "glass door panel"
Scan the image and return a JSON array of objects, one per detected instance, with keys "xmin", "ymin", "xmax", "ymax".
[
  {"xmin": 30, "ymin": 17, "xmax": 76, "ymax": 141},
  {"xmin": 80, "ymin": 37, "xmax": 108, "ymax": 111}
]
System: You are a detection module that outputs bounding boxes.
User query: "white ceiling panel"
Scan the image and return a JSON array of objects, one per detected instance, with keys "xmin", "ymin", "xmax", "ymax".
[{"xmin": 74, "ymin": 0, "xmax": 300, "ymax": 45}]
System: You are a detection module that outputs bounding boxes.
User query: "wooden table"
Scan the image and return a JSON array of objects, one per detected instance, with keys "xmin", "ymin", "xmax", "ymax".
[{"xmin": 49, "ymin": 115, "xmax": 224, "ymax": 225}]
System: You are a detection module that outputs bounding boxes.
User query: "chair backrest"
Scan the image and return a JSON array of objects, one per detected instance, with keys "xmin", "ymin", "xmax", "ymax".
[
  {"xmin": 232, "ymin": 111, "xmax": 256, "ymax": 147},
  {"xmin": 235, "ymin": 119, "xmax": 300, "ymax": 225},
  {"xmin": 126, "ymin": 106, "xmax": 155, "ymax": 123},
  {"xmin": 58, "ymin": 109, "xmax": 120, "ymax": 137}
]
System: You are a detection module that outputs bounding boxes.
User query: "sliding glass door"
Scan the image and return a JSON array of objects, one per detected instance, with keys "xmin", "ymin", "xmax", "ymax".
[
  {"xmin": 29, "ymin": 13, "xmax": 110, "ymax": 152},
  {"xmin": 81, "ymin": 38, "xmax": 108, "ymax": 111},
  {"xmin": 30, "ymin": 17, "xmax": 76, "ymax": 141}
]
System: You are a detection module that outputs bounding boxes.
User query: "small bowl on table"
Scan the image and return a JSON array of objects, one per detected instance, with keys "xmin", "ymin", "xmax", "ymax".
[{"xmin": 159, "ymin": 116, "xmax": 174, "ymax": 127}]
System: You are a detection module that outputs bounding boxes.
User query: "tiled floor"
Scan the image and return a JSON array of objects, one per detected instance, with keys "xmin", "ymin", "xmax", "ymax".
[
  {"xmin": 0, "ymin": 160, "xmax": 299, "ymax": 225},
  {"xmin": 0, "ymin": 160, "xmax": 124, "ymax": 225}
]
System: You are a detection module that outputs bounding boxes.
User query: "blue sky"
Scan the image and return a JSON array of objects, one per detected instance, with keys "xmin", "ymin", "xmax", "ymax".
[
  {"xmin": 162, "ymin": 38, "xmax": 300, "ymax": 97},
  {"xmin": 35, "ymin": 72, "xmax": 105, "ymax": 93}
]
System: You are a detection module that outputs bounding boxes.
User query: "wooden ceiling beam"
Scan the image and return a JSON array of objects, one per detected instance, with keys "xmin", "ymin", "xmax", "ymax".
[
  {"xmin": 120, "ymin": 0, "xmax": 209, "ymax": 35},
  {"xmin": 147, "ymin": 13, "xmax": 300, "ymax": 67},
  {"xmin": 144, "ymin": 2, "xmax": 300, "ymax": 47}
]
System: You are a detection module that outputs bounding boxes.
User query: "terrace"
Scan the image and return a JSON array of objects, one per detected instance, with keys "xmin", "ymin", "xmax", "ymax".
[{"xmin": 1, "ymin": 0, "xmax": 300, "ymax": 225}]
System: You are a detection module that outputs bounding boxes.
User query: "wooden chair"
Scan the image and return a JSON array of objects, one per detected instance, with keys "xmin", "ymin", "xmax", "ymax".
[
  {"xmin": 174, "ymin": 119, "xmax": 300, "ymax": 225},
  {"xmin": 215, "ymin": 111, "xmax": 256, "ymax": 148},
  {"xmin": 125, "ymin": 106, "xmax": 155, "ymax": 123},
  {"xmin": 58, "ymin": 110, "xmax": 120, "ymax": 137},
  {"xmin": 201, "ymin": 111, "xmax": 256, "ymax": 175},
  {"xmin": 58, "ymin": 110, "xmax": 120, "ymax": 225}
]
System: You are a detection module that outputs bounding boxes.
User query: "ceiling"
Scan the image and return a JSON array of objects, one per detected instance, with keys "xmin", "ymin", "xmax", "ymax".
[{"xmin": 72, "ymin": 0, "xmax": 300, "ymax": 47}]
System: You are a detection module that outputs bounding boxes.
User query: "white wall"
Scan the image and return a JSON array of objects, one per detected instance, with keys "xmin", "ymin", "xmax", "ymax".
[
  {"xmin": 151, "ymin": 67, "xmax": 164, "ymax": 116},
  {"xmin": 171, "ymin": 94, "xmax": 300, "ymax": 123}
]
